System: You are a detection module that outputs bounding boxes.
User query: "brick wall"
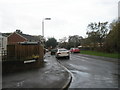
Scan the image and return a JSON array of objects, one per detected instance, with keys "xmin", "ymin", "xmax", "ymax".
[{"xmin": 8, "ymin": 33, "xmax": 27, "ymax": 45}]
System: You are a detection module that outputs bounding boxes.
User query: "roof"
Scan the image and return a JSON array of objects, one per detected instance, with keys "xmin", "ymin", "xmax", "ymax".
[
  {"xmin": 2, "ymin": 33, "xmax": 12, "ymax": 37},
  {"xmin": 18, "ymin": 33, "xmax": 40, "ymax": 41},
  {"xmin": 2, "ymin": 30, "xmax": 42, "ymax": 41},
  {"xmin": 19, "ymin": 42, "xmax": 40, "ymax": 45}
]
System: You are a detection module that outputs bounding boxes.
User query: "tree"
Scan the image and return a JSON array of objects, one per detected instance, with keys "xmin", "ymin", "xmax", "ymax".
[
  {"xmin": 68, "ymin": 35, "xmax": 83, "ymax": 48},
  {"xmin": 80, "ymin": 37, "xmax": 94, "ymax": 50},
  {"xmin": 58, "ymin": 37, "xmax": 68, "ymax": 49},
  {"xmin": 59, "ymin": 42, "xmax": 69, "ymax": 49},
  {"xmin": 87, "ymin": 22, "xmax": 108, "ymax": 49},
  {"xmin": 104, "ymin": 19, "xmax": 120, "ymax": 53},
  {"xmin": 59, "ymin": 37, "xmax": 67, "ymax": 43},
  {"xmin": 45, "ymin": 37, "xmax": 58, "ymax": 49},
  {"xmin": 86, "ymin": 31, "xmax": 100, "ymax": 49}
]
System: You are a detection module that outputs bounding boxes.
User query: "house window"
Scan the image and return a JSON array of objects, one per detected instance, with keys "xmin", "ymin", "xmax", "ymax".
[{"xmin": 0, "ymin": 38, "xmax": 1, "ymax": 48}]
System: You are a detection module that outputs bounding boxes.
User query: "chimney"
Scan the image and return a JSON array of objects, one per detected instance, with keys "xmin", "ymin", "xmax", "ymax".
[{"xmin": 16, "ymin": 29, "xmax": 22, "ymax": 33}]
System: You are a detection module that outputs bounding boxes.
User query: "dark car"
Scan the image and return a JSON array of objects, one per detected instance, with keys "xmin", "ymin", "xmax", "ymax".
[{"xmin": 50, "ymin": 49, "xmax": 57, "ymax": 55}]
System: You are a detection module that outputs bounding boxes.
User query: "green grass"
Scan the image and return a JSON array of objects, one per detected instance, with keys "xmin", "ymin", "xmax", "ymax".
[{"xmin": 80, "ymin": 50, "xmax": 120, "ymax": 59}]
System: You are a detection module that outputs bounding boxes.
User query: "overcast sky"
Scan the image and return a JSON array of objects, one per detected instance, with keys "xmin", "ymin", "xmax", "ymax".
[{"xmin": 0, "ymin": 0, "xmax": 119, "ymax": 41}]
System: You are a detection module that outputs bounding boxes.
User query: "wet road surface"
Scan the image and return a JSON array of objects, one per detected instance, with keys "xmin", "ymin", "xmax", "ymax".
[{"xmin": 50, "ymin": 53, "xmax": 118, "ymax": 88}]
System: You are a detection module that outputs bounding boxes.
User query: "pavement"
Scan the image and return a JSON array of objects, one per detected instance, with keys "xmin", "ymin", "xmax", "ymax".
[{"xmin": 2, "ymin": 53, "xmax": 72, "ymax": 89}]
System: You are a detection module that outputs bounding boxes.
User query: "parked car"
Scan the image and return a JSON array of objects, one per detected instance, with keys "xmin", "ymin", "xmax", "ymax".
[
  {"xmin": 70, "ymin": 48, "xmax": 80, "ymax": 53},
  {"xmin": 55, "ymin": 48, "xmax": 70, "ymax": 59},
  {"xmin": 50, "ymin": 49, "xmax": 57, "ymax": 55},
  {"xmin": 46, "ymin": 49, "xmax": 49, "ymax": 52}
]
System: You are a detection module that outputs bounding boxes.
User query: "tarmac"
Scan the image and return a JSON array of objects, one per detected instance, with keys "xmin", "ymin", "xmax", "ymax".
[{"xmin": 2, "ymin": 53, "xmax": 72, "ymax": 89}]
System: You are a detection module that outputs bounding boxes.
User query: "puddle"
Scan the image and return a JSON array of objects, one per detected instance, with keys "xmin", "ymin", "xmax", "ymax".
[
  {"xmin": 70, "ymin": 70, "xmax": 90, "ymax": 78},
  {"xmin": 69, "ymin": 64, "xmax": 88, "ymax": 70},
  {"xmin": 17, "ymin": 81, "xmax": 25, "ymax": 87},
  {"xmin": 69, "ymin": 70, "xmax": 118, "ymax": 88},
  {"xmin": 69, "ymin": 70, "xmax": 92, "ymax": 88}
]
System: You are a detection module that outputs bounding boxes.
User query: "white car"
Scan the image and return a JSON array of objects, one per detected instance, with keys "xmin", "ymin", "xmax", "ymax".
[{"xmin": 55, "ymin": 48, "xmax": 70, "ymax": 59}]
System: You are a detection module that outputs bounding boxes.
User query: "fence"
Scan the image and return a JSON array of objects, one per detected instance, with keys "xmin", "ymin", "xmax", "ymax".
[
  {"xmin": 2, "ymin": 43, "xmax": 44, "ymax": 74},
  {"xmin": 3, "ymin": 43, "xmax": 44, "ymax": 61}
]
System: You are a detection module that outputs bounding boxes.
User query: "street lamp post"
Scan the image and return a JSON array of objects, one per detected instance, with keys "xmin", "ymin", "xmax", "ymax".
[
  {"xmin": 42, "ymin": 18, "xmax": 51, "ymax": 37},
  {"xmin": 41, "ymin": 18, "xmax": 51, "ymax": 48}
]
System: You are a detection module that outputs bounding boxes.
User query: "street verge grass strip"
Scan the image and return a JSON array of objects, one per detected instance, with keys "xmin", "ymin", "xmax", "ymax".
[{"xmin": 80, "ymin": 50, "xmax": 120, "ymax": 59}]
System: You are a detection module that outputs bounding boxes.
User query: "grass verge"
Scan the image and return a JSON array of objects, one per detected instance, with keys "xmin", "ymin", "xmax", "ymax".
[{"xmin": 80, "ymin": 50, "xmax": 120, "ymax": 59}]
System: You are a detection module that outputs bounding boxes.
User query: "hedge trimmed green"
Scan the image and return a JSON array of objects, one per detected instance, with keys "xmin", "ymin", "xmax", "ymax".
[{"xmin": 80, "ymin": 50, "xmax": 120, "ymax": 59}]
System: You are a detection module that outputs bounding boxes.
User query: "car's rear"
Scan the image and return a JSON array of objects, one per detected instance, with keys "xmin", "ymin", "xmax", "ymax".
[
  {"xmin": 51, "ymin": 49, "xmax": 57, "ymax": 55},
  {"xmin": 70, "ymin": 48, "xmax": 80, "ymax": 53},
  {"xmin": 56, "ymin": 49, "xmax": 70, "ymax": 59},
  {"xmin": 74, "ymin": 48, "xmax": 80, "ymax": 53}
]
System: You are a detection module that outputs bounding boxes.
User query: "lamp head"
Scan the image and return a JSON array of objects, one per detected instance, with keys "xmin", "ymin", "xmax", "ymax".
[{"xmin": 45, "ymin": 18, "xmax": 51, "ymax": 20}]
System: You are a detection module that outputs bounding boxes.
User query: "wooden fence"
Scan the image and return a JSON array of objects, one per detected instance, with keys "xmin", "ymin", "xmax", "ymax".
[{"xmin": 5, "ymin": 43, "xmax": 44, "ymax": 61}]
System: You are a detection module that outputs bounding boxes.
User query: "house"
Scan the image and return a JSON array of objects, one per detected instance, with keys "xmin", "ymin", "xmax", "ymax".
[
  {"xmin": 0, "ymin": 32, "xmax": 7, "ymax": 59},
  {"xmin": 6, "ymin": 30, "xmax": 42, "ymax": 45},
  {"xmin": 0, "ymin": 32, "xmax": 7, "ymax": 51},
  {"xmin": 0, "ymin": 32, "xmax": 2, "ymax": 56},
  {"xmin": 0, "ymin": 32, "xmax": 2, "ymax": 49}
]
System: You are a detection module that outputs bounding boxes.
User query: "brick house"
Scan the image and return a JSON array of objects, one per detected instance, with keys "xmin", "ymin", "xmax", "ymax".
[{"xmin": 7, "ymin": 30, "xmax": 42, "ymax": 45}]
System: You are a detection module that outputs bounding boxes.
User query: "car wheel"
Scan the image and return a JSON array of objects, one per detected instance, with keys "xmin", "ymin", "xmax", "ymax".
[
  {"xmin": 66, "ymin": 56, "xmax": 70, "ymax": 59},
  {"xmin": 56, "ymin": 56, "xmax": 59, "ymax": 59}
]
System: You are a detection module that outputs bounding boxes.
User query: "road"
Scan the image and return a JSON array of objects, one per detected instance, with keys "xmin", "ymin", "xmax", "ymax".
[{"xmin": 46, "ymin": 53, "xmax": 118, "ymax": 88}]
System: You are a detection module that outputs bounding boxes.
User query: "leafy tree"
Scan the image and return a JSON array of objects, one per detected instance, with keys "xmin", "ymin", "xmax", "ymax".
[
  {"xmin": 59, "ymin": 37, "xmax": 67, "ymax": 43},
  {"xmin": 86, "ymin": 31, "xmax": 100, "ymax": 49},
  {"xmin": 104, "ymin": 19, "xmax": 120, "ymax": 53},
  {"xmin": 68, "ymin": 35, "xmax": 83, "ymax": 48},
  {"xmin": 87, "ymin": 22, "xmax": 108, "ymax": 49},
  {"xmin": 80, "ymin": 37, "xmax": 93, "ymax": 50},
  {"xmin": 58, "ymin": 37, "xmax": 68, "ymax": 49},
  {"xmin": 45, "ymin": 37, "xmax": 58, "ymax": 49},
  {"xmin": 59, "ymin": 42, "xmax": 69, "ymax": 49}
]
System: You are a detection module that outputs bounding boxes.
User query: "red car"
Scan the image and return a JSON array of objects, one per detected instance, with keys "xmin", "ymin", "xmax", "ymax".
[{"xmin": 70, "ymin": 48, "xmax": 80, "ymax": 53}]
